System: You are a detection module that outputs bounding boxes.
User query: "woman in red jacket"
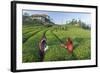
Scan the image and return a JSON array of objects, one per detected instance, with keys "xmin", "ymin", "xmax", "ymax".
[{"xmin": 61, "ymin": 37, "xmax": 73, "ymax": 53}]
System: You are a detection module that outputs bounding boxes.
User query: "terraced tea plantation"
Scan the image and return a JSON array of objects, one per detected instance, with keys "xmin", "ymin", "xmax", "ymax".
[{"xmin": 22, "ymin": 24, "xmax": 91, "ymax": 63}]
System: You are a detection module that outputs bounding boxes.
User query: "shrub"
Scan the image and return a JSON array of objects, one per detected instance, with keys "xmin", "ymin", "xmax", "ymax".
[
  {"xmin": 44, "ymin": 45, "xmax": 74, "ymax": 61},
  {"xmin": 73, "ymin": 39, "xmax": 91, "ymax": 59}
]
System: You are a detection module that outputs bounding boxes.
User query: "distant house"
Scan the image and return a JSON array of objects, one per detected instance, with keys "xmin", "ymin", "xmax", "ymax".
[
  {"xmin": 75, "ymin": 23, "xmax": 80, "ymax": 26},
  {"xmin": 31, "ymin": 14, "xmax": 54, "ymax": 25}
]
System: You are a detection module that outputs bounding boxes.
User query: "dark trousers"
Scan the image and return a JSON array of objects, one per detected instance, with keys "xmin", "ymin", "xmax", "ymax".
[{"xmin": 39, "ymin": 50, "xmax": 45, "ymax": 61}]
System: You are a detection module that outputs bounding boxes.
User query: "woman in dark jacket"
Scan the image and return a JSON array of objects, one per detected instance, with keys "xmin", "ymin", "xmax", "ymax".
[{"xmin": 39, "ymin": 34, "xmax": 47, "ymax": 61}]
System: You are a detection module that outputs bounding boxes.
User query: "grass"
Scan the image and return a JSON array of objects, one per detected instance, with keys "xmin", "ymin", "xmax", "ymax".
[
  {"xmin": 22, "ymin": 24, "xmax": 91, "ymax": 62},
  {"xmin": 23, "ymin": 28, "xmax": 48, "ymax": 62}
]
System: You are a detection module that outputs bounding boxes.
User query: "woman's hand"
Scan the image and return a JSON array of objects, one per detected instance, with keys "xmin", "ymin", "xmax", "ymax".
[{"xmin": 61, "ymin": 44, "xmax": 65, "ymax": 47}]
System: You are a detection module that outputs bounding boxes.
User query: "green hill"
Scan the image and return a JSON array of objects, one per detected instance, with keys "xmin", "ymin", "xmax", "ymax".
[{"xmin": 22, "ymin": 24, "xmax": 91, "ymax": 62}]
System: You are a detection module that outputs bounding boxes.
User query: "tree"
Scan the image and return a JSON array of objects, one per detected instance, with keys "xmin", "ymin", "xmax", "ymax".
[
  {"xmin": 66, "ymin": 19, "xmax": 78, "ymax": 25},
  {"xmin": 23, "ymin": 12, "xmax": 31, "ymax": 24},
  {"xmin": 78, "ymin": 19, "xmax": 90, "ymax": 29},
  {"xmin": 23, "ymin": 12, "xmax": 29, "ymax": 16}
]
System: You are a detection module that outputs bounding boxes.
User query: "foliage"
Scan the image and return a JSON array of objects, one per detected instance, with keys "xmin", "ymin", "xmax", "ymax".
[
  {"xmin": 66, "ymin": 19, "xmax": 91, "ymax": 29},
  {"xmin": 22, "ymin": 23, "xmax": 91, "ymax": 62}
]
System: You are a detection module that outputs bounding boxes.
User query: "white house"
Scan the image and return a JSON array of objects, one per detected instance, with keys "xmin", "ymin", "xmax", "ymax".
[{"xmin": 31, "ymin": 14, "xmax": 50, "ymax": 23}]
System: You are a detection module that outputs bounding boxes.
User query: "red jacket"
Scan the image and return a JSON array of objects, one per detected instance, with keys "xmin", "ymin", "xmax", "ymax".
[{"xmin": 66, "ymin": 39, "xmax": 73, "ymax": 53}]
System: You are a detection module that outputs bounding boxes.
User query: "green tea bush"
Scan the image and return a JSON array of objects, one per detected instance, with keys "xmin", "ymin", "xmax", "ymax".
[
  {"xmin": 73, "ymin": 39, "xmax": 91, "ymax": 59},
  {"xmin": 44, "ymin": 45, "xmax": 73, "ymax": 61}
]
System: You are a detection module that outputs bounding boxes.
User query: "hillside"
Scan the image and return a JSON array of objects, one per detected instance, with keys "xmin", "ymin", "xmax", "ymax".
[{"xmin": 22, "ymin": 24, "xmax": 91, "ymax": 62}]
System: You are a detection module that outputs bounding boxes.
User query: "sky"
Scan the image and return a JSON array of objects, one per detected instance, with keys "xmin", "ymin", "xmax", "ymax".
[{"xmin": 23, "ymin": 10, "xmax": 91, "ymax": 25}]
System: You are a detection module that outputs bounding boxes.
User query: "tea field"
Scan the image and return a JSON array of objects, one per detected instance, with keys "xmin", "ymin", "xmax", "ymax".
[{"xmin": 22, "ymin": 25, "xmax": 91, "ymax": 63}]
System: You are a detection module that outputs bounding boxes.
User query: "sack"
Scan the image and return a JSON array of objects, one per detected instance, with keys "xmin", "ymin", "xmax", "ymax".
[{"xmin": 44, "ymin": 45, "xmax": 48, "ymax": 51}]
